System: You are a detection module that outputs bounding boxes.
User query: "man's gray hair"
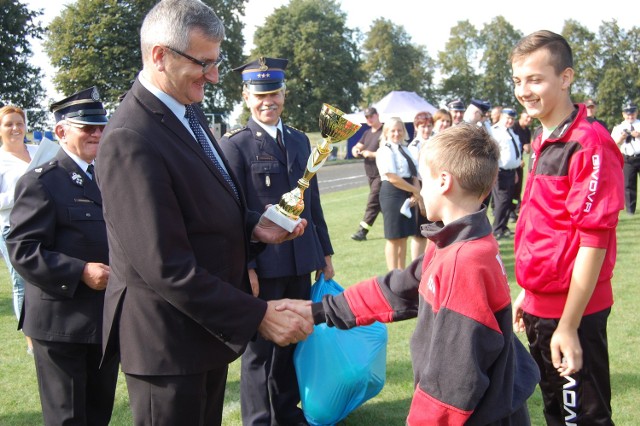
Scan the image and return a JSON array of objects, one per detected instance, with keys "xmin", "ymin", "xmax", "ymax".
[{"xmin": 140, "ymin": 0, "xmax": 225, "ymax": 63}]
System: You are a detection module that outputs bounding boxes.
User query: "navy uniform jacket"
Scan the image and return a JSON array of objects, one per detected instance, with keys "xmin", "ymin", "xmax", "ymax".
[
  {"xmin": 220, "ymin": 117, "xmax": 333, "ymax": 279},
  {"xmin": 7, "ymin": 149, "xmax": 107, "ymax": 344}
]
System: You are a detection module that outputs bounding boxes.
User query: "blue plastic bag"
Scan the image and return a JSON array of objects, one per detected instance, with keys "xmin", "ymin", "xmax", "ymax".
[{"xmin": 294, "ymin": 274, "xmax": 388, "ymax": 426}]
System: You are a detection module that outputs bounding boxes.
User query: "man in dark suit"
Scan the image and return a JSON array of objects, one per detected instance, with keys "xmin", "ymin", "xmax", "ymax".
[
  {"xmin": 7, "ymin": 86, "xmax": 118, "ymax": 425},
  {"xmin": 95, "ymin": 1, "xmax": 312, "ymax": 424},
  {"xmin": 220, "ymin": 57, "xmax": 334, "ymax": 426}
]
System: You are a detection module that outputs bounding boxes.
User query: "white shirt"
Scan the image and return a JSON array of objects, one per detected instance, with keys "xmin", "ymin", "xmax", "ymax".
[
  {"xmin": 376, "ymin": 141, "xmax": 416, "ymax": 181},
  {"xmin": 611, "ymin": 119, "xmax": 640, "ymax": 156},
  {"xmin": 0, "ymin": 145, "xmax": 40, "ymax": 228},
  {"xmin": 253, "ymin": 118, "xmax": 284, "ymax": 147},
  {"xmin": 491, "ymin": 124, "xmax": 521, "ymax": 170}
]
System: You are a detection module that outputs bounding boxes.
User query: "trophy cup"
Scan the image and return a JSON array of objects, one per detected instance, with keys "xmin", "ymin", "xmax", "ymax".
[{"xmin": 264, "ymin": 103, "xmax": 362, "ymax": 231}]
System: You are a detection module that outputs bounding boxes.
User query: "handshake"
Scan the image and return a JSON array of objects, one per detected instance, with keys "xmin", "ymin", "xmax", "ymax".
[{"xmin": 258, "ymin": 299, "xmax": 316, "ymax": 346}]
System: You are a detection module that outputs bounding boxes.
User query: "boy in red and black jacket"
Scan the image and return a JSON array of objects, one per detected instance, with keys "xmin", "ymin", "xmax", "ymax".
[
  {"xmin": 511, "ymin": 31, "xmax": 624, "ymax": 425},
  {"xmin": 280, "ymin": 124, "xmax": 539, "ymax": 425}
]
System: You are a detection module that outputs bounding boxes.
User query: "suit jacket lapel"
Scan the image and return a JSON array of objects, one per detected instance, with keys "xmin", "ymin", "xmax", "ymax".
[
  {"xmin": 283, "ymin": 126, "xmax": 299, "ymax": 174},
  {"xmin": 131, "ymin": 80, "xmax": 241, "ymax": 206},
  {"xmin": 57, "ymin": 150, "xmax": 102, "ymax": 205},
  {"xmin": 247, "ymin": 118, "xmax": 286, "ymax": 165}
]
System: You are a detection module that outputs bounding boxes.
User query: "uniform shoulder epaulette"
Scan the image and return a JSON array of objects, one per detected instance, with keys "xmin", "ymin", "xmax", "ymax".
[
  {"xmin": 32, "ymin": 160, "xmax": 59, "ymax": 177},
  {"xmin": 224, "ymin": 127, "xmax": 246, "ymax": 138},
  {"xmin": 285, "ymin": 125, "xmax": 305, "ymax": 135}
]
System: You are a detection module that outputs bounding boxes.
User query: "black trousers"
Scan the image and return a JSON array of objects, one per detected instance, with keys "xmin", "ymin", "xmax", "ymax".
[
  {"xmin": 32, "ymin": 339, "xmax": 119, "ymax": 426},
  {"xmin": 240, "ymin": 274, "xmax": 311, "ymax": 425},
  {"xmin": 523, "ymin": 309, "xmax": 613, "ymax": 426},
  {"xmin": 491, "ymin": 169, "xmax": 516, "ymax": 234},
  {"xmin": 361, "ymin": 175, "xmax": 381, "ymax": 227},
  {"xmin": 126, "ymin": 366, "xmax": 228, "ymax": 426},
  {"xmin": 623, "ymin": 155, "xmax": 640, "ymax": 214},
  {"xmin": 511, "ymin": 165, "xmax": 524, "ymax": 216}
]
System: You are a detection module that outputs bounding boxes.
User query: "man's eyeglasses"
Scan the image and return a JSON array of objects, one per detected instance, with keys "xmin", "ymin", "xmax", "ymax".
[
  {"xmin": 165, "ymin": 46, "xmax": 225, "ymax": 74},
  {"xmin": 65, "ymin": 122, "xmax": 106, "ymax": 134}
]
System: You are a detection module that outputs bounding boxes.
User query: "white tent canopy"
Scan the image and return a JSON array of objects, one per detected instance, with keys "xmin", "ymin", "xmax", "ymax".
[{"xmin": 345, "ymin": 91, "xmax": 438, "ymax": 124}]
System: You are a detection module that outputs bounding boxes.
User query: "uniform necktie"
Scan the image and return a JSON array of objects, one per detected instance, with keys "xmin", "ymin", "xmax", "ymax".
[
  {"xmin": 276, "ymin": 129, "xmax": 286, "ymax": 154},
  {"xmin": 185, "ymin": 104, "xmax": 239, "ymax": 200},
  {"xmin": 509, "ymin": 130, "xmax": 521, "ymax": 160},
  {"xmin": 86, "ymin": 164, "xmax": 94, "ymax": 180},
  {"xmin": 397, "ymin": 144, "xmax": 418, "ymax": 177}
]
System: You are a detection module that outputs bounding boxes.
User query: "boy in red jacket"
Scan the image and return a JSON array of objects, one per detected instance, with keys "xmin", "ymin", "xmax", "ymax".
[
  {"xmin": 511, "ymin": 30, "xmax": 624, "ymax": 425},
  {"xmin": 280, "ymin": 124, "xmax": 539, "ymax": 425}
]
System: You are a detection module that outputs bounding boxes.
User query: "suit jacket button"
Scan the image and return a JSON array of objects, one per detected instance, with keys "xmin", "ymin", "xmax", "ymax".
[
  {"xmin": 61, "ymin": 285, "xmax": 68, "ymax": 291},
  {"xmin": 85, "ymin": 213, "xmax": 91, "ymax": 217}
]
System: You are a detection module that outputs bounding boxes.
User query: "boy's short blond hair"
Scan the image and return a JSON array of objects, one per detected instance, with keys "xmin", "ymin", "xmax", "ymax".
[{"xmin": 420, "ymin": 123, "xmax": 499, "ymax": 198}]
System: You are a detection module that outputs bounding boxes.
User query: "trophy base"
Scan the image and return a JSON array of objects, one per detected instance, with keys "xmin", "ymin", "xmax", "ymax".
[{"xmin": 263, "ymin": 204, "xmax": 302, "ymax": 233}]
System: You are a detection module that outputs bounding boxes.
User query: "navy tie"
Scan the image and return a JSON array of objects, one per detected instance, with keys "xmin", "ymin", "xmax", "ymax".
[
  {"xmin": 276, "ymin": 129, "xmax": 286, "ymax": 155},
  {"xmin": 86, "ymin": 164, "xmax": 94, "ymax": 180},
  {"xmin": 185, "ymin": 104, "xmax": 239, "ymax": 200}
]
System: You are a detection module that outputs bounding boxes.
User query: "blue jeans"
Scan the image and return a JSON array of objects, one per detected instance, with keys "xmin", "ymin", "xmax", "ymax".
[{"xmin": 0, "ymin": 225, "xmax": 25, "ymax": 320}]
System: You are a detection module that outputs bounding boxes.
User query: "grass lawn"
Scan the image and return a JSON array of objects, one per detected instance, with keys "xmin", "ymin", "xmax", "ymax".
[{"xmin": 0, "ymin": 184, "xmax": 638, "ymax": 425}]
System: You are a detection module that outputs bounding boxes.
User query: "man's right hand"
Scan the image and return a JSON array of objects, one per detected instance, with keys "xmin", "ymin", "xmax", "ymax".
[
  {"xmin": 81, "ymin": 262, "xmax": 110, "ymax": 290},
  {"xmin": 258, "ymin": 299, "xmax": 313, "ymax": 346}
]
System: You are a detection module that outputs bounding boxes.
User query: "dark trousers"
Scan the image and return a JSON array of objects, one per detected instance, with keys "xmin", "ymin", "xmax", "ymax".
[
  {"xmin": 523, "ymin": 309, "xmax": 613, "ymax": 426},
  {"xmin": 491, "ymin": 169, "xmax": 516, "ymax": 234},
  {"xmin": 623, "ymin": 155, "xmax": 640, "ymax": 213},
  {"xmin": 32, "ymin": 339, "xmax": 119, "ymax": 426},
  {"xmin": 511, "ymin": 165, "xmax": 524, "ymax": 216},
  {"xmin": 241, "ymin": 274, "xmax": 311, "ymax": 425},
  {"xmin": 126, "ymin": 366, "xmax": 228, "ymax": 426},
  {"xmin": 361, "ymin": 175, "xmax": 381, "ymax": 226}
]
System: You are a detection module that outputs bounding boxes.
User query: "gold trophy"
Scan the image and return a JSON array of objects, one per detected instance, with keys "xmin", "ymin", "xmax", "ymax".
[{"xmin": 264, "ymin": 103, "xmax": 362, "ymax": 231}]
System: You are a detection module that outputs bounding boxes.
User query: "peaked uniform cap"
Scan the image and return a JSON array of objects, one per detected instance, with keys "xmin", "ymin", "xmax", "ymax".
[
  {"xmin": 502, "ymin": 108, "xmax": 517, "ymax": 118},
  {"xmin": 623, "ymin": 102, "xmax": 637, "ymax": 113},
  {"xmin": 233, "ymin": 57, "xmax": 288, "ymax": 94},
  {"xmin": 470, "ymin": 99, "xmax": 491, "ymax": 114},
  {"xmin": 50, "ymin": 86, "xmax": 108, "ymax": 125},
  {"xmin": 447, "ymin": 99, "xmax": 465, "ymax": 111}
]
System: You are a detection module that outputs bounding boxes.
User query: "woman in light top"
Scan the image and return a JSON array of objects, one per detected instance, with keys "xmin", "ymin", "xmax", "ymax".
[
  {"xmin": 375, "ymin": 117, "xmax": 422, "ymax": 271},
  {"xmin": 0, "ymin": 106, "xmax": 38, "ymax": 353},
  {"xmin": 432, "ymin": 108, "xmax": 452, "ymax": 135}
]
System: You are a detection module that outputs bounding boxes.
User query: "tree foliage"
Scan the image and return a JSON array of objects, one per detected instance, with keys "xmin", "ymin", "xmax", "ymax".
[
  {"xmin": 247, "ymin": 0, "xmax": 362, "ymax": 131},
  {"xmin": 437, "ymin": 20, "xmax": 479, "ymax": 105},
  {"xmin": 477, "ymin": 17, "xmax": 522, "ymax": 107},
  {"xmin": 361, "ymin": 18, "xmax": 435, "ymax": 105},
  {"xmin": 44, "ymin": 0, "xmax": 246, "ymax": 116},
  {"xmin": 0, "ymin": 0, "xmax": 45, "ymax": 112}
]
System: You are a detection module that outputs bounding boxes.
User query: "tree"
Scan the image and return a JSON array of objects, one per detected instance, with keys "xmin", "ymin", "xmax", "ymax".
[
  {"xmin": 44, "ymin": 0, "xmax": 246, "ymax": 117},
  {"xmin": 361, "ymin": 18, "xmax": 435, "ymax": 105},
  {"xmin": 437, "ymin": 20, "xmax": 479, "ymax": 105},
  {"xmin": 248, "ymin": 0, "xmax": 362, "ymax": 130},
  {"xmin": 562, "ymin": 20, "xmax": 597, "ymax": 96},
  {"xmin": 588, "ymin": 21, "xmax": 640, "ymax": 128},
  {"xmin": 0, "ymin": 0, "xmax": 45, "ymax": 114},
  {"xmin": 477, "ymin": 17, "xmax": 522, "ymax": 107}
]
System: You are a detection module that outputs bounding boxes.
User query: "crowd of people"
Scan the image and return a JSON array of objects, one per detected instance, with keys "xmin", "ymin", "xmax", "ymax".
[{"xmin": 0, "ymin": 0, "xmax": 635, "ymax": 424}]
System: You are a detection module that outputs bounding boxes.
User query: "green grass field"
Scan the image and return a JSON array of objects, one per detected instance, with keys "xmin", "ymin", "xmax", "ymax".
[{"xmin": 0, "ymin": 184, "xmax": 638, "ymax": 425}]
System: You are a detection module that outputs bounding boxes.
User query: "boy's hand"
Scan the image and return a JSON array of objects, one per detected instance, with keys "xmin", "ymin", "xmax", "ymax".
[
  {"xmin": 512, "ymin": 290, "xmax": 526, "ymax": 333},
  {"xmin": 550, "ymin": 325, "xmax": 583, "ymax": 377}
]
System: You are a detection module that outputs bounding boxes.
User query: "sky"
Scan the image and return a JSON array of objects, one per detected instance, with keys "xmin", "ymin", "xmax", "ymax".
[{"xmin": 23, "ymin": 0, "xmax": 634, "ymax": 105}]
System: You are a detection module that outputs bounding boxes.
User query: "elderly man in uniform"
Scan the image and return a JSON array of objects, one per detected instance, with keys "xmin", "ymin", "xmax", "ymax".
[
  {"xmin": 7, "ymin": 87, "xmax": 118, "ymax": 425},
  {"xmin": 490, "ymin": 107, "xmax": 522, "ymax": 239},
  {"xmin": 220, "ymin": 57, "xmax": 334, "ymax": 426},
  {"xmin": 611, "ymin": 102, "xmax": 640, "ymax": 214},
  {"xmin": 447, "ymin": 98, "xmax": 465, "ymax": 125}
]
